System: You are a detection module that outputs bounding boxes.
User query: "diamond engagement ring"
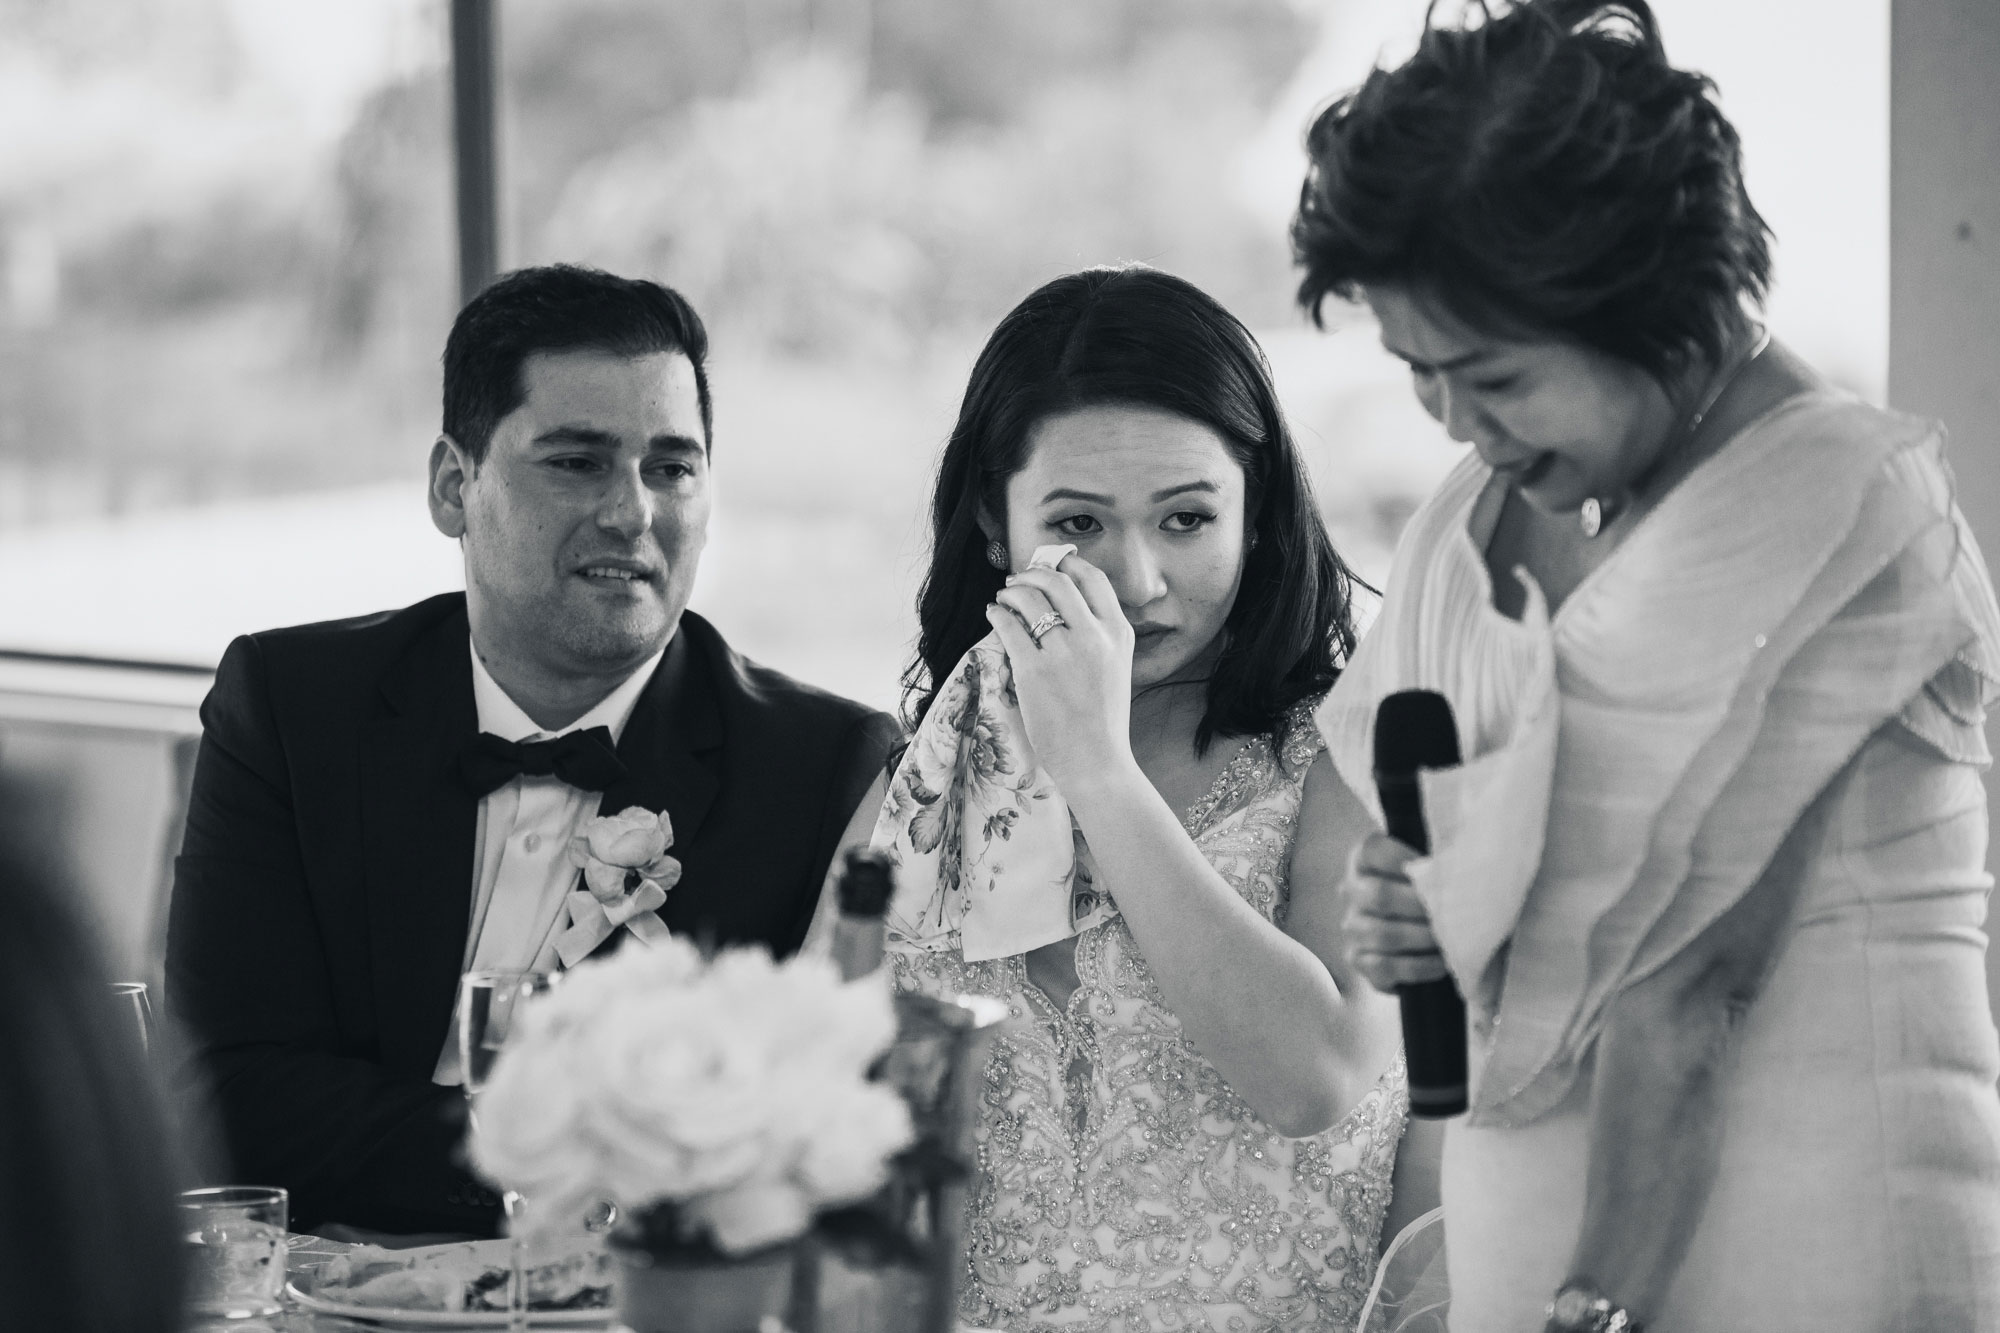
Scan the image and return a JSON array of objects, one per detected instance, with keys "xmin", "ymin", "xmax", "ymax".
[{"xmin": 1027, "ymin": 611, "xmax": 1067, "ymax": 646}]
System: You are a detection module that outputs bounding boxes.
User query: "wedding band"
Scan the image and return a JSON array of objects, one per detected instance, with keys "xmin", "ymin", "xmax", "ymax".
[{"xmin": 1027, "ymin": 612, "xmax": 1066, "ymax": 646}]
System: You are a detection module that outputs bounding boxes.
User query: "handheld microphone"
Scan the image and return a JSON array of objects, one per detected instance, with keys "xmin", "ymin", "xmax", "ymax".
[{"xmin": 1373, "ymin": 689, "xmax": 1469, "ymax": 1118}]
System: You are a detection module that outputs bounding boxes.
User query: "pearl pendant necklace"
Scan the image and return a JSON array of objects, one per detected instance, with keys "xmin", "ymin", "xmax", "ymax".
[{"xmin": 1578, "ymin": 327, "xmax": 1772, "ymax": 539}]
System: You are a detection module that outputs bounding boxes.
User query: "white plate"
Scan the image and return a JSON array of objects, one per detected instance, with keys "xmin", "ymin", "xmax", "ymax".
[
  {"xmin": 285, "ymin": 1279, "xmax": 612, "ymax": 1328},
  {"xmin": 286, "ymin": 1238, "xmax": 614, "ymax": 1328}
]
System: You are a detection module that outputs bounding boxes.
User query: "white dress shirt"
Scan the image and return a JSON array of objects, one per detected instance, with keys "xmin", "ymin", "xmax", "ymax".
[{"xmin": 431, "ymin": 639, "xmax": 665, "ymax": 1085}]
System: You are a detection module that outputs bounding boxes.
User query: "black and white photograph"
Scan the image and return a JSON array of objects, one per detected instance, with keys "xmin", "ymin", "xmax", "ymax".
[{"xmin": 0, "ymin": 1, "xmax": 1994, "ymax": 1329}]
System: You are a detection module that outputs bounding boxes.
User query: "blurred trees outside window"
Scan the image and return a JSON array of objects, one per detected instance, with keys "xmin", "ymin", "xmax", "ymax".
[{"xmin": 0, "ymin": 0, "xmax": 1881, "ymax": 709}]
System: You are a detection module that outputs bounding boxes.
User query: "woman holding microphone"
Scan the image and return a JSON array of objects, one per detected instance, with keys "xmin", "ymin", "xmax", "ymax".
[{"xmin": 1297, "ymin": 1, "xmax": 2000, "ymax": 1329}]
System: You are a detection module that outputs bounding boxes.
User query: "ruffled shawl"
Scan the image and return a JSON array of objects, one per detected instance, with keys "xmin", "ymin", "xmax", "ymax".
[{"xmin": 1319, "ymin": 394, "xmax": 2000, "ymax": 1127}]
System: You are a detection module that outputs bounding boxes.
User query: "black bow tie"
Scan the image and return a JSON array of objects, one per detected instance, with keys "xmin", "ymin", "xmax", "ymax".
[{"xmin": 458, "ymin": 726, "xmax": 629, "ymax": 797}]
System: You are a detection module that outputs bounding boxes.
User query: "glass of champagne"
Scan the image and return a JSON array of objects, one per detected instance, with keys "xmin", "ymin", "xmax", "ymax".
[{"xmin": 458, "ymin": 969, "xmax": 553, "ymax": 1332}]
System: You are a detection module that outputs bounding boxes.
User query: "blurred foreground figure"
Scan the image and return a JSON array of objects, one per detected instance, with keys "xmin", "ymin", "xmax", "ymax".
[
  {"xmin": 0, "ymin": 794, "xmax": 188, "ymax": 1331},
  {"xmin": 1300, "ymin": 2, "xmax": 2000, "ymax": 1330},
  {"xmin": 167, "ymin": 265, "xmax": 897, "ymax": 1238}
]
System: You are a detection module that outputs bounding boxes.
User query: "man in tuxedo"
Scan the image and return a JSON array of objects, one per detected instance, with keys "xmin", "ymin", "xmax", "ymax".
[{"xmin": 166, "ymin": 265, "xmax": 898, "ymax": 1237}]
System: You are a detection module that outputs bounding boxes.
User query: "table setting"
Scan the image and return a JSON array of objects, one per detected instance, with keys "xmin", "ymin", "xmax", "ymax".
[{"xmin": 172, "ymin": 846, "xmax": 1009, "ymax": 1333}]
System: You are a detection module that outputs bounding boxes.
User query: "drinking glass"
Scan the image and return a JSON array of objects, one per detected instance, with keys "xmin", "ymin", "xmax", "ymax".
[
  {"xmin": 180, "ymin": 1186, "xmax": 289, "ymax": 1320},
  {"xmin": 458, "ymin": 969, "xmax": 553, "ymax": 1096},
  {"xmin": 458, "ymin": 969, "xmax": 554, "ymax": 1332},
  {"xmin": 109, "ymin": 980, "xmax": 154, "ymax": 1057}
]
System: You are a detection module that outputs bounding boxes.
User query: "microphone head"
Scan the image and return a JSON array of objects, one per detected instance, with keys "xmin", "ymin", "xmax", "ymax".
[{"xmin": 1374, "ymin": 689, "xmax": 1461, "ymax": 776}]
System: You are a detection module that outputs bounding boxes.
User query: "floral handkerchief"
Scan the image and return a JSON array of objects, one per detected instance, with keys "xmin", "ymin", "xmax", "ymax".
[{"xmin": 871, "ymin": 634, "xmax": 1113, "ymax": 962}]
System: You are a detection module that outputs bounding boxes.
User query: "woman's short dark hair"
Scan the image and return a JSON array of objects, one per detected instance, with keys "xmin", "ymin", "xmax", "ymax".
[
  {"xmin": 1292, "ymin": 0, "xmax": 1772, "ymax": 379},
  {"xmin": 906, "ymin": 265, "xmax": 1362, "ymax": 754},
  {"xmin": 0, "ymin": 814, "xmax": 188, "ymax": 1332},
  {"xmin": 442, "ymin": 263, "xmax": 714, "ymax": 462}
]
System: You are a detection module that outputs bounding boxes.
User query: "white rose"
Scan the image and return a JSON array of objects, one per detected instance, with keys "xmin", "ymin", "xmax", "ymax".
[
  {"xmin": 799, "ymin": 971, "xmax": 900, "ymax": 1071},
  {"xmin": 793, "ymin": 1083, "xmax": 914, "ymax": 1204},
  {"xmin": 575, "ymin": 995, "xmax": 772, "ymax": 1201},
  {"xmin": 604, "ymin": 996, "xmax": 777, "ymax": 1153},
  {"xmin": 623, "ymin": 933, "xmax": 704, "ymax": 986},
  {"xmin": 574, "ymin": 806, "xmax": 673, "ymax": 868},
  {"xmin": 471, "ymin": 1037, "xmax": 598, "ymax": 1203},
  {"xmin": 461, "ymin": 940, "xmax": 914, "ymax": 1249},
  {"xmin": 689, "ymin": 1180, "xmax": 814, "ymax": 1255},
  {"xmin": 580, "ymin": 859, "xmax": 634, "ymax": 900}
]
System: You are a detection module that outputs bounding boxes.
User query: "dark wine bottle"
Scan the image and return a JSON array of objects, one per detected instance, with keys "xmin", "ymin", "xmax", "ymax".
[{"xmin": 832, "ymin": 846, "xmax": 895, "ymax": 982}]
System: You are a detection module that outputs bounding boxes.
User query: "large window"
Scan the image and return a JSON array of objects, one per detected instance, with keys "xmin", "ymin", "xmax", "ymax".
[
  {"xmin": 0, "ymin": 0, "xmax": 1892, "ymax": 983},
  {"xmin": 0, "ymin": 0, "xmax": 1886, "ymax": 712}
]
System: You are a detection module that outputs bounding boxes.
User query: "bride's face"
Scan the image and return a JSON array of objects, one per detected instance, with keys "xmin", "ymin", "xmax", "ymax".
[
  {"xmin": 1365, "ymin": 283, "xmax": 1678, "ymax": 515},
  {"xmin": 1002, "ymin": 403, "xmax": 1248, "ymax": 690}
]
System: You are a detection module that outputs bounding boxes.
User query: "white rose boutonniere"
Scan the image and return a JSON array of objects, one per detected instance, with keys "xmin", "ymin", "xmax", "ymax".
[{"xmin": 551, "ymin": 805, "xmax": 679, "ymax": 967}]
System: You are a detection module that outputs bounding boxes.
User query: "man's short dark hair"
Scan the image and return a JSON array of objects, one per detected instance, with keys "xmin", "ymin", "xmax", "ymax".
[
  {"xmin": 1292, "ymin": 0, "xmax": 1772, "ymax": 381},
  {"xmin": 442, "ymin": 264, "xmax": 713, "ymax": 462}
]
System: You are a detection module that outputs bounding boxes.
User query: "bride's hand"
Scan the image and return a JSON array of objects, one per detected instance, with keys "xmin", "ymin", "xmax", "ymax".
[
  {"xmin": 985, "ymin": 552, "xmax": 1135, "ymax": 798},
  {"xmin": 1341, "ymin": 830, "xmax": 1450, "ymax": 992}
]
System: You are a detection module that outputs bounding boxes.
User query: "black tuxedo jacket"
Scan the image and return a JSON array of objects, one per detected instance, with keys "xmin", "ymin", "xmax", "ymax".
[{"xmin": 166, "ymin": 594, "xmax": 897, "ymax": 1235}]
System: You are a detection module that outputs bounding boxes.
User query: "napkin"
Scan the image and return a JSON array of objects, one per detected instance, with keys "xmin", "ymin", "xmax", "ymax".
[{"xmin": 874, "ymin": 544, "xmax": 1114, "ymax": 961}]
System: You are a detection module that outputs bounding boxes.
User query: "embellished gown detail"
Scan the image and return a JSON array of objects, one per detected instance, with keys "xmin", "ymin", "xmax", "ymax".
[{"xmin": 891, "ymin": 703, "xmax": 1407, "ymax": 1333}]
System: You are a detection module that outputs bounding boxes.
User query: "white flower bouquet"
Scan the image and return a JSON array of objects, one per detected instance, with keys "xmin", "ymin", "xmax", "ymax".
[{"xmin": 468, "ymin": 933, "xmax": 914, "ymax": 1257}]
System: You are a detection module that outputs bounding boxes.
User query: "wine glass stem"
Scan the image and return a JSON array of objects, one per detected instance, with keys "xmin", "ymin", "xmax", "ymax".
[{"xmin": 503, "ymin": 1189, "xmax": 527, "ymax": 1332}]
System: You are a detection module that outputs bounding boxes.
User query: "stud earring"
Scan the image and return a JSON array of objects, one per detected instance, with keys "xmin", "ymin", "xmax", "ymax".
[{"xmin": 985, "ymin": 539, "xmax": 1009, "ymax": 570}]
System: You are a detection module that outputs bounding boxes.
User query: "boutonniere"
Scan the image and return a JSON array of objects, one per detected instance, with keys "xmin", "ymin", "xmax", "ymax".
[{"xmin": 552, "ymin": 806, "xmax": 679, "ymax": 967}]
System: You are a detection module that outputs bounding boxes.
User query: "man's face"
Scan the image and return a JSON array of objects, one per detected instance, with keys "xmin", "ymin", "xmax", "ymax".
[{"xmin": 429, "ymin": 348, "xmax": 710, "ymax": 681}]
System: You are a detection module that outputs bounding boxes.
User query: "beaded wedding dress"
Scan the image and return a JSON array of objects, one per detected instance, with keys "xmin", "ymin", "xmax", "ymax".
[{"xmin": 890, "ymin": 701, "xmax": 1408, "ymax": 1333}]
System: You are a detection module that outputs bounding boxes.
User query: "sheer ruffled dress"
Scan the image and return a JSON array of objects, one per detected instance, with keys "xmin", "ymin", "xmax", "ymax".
[
  {"xmin": 877, "ymin": 657, "xmax": 1406, "ymax": 1333},
  {"xmin": 1321, "ymin": 393, "xmax": 2000, "ymax": 1332}
]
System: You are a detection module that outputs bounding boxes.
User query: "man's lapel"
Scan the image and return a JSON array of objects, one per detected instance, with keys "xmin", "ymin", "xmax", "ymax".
[
  {"xmin": 359, "ymin": 607, "xmax": 481, "ymax": 1074},
  {"xmin": 586, "ymin": 622, "xmax": 722, "ymax": 959}
]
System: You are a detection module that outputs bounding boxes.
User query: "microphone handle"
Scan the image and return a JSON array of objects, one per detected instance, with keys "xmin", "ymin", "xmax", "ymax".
[
  {"xmin": 1376, "ymin": 771, "xmax": 1469, "ymax": 1118},
  {"xmin": 1399, "ymin": 980, "xmax": 1468, "ymax": 1117}
]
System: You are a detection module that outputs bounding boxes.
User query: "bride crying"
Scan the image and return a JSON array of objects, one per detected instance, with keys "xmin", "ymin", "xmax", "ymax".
[{"xmin": 840, "ymin": 265, "xmax": 1412, "ymax": 1332}]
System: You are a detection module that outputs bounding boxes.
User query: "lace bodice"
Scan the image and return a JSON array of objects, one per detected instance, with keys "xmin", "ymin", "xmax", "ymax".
[{"xmin": 890, "ymin": 703, "xmax": 1407, "ymax": 1332}]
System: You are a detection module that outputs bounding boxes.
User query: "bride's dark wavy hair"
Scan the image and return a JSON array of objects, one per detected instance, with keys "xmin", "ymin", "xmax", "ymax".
[
  {"xmin": 1293, "ymin": 0, "xmax": 1772, "ymax": 380},
  {"xmin": 903, "ymin": 266, "xmax": 1362, "ymax": 755}
]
